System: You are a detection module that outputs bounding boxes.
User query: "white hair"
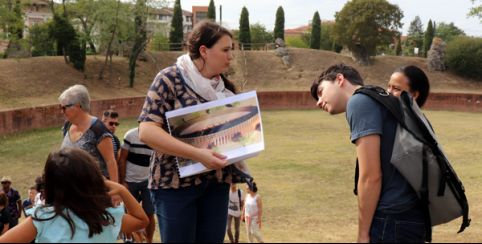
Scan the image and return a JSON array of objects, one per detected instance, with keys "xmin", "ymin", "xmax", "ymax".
[{"xmin": 58, "ymin": 84, "xmax": 91, "ymax": 112}]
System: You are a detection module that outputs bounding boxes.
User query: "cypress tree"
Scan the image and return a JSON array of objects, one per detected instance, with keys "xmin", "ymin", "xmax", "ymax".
[
  {"xmin": 273, "ymin": 6, "xmax": 284, "ymax": 41},
  {"xmin": 207, "ymin": 0, "xmax": 215, "ymax": 21},
  {"xmin": 169, "ymin": 0, "xmax": 184, "ymax": 51},
  {"xmin": 395, "ymin": 34, "xmax": 402, "ymax": 56},
  {"xmin": 239, "ymin": 6, "xmax": 251, "ymax": 50},
  {"xmin": 310, "ymin": 11, "xmax": 321, "ymax": 49},
  {"xmin": 423, "ymin": 20, "xmax": 435, "ymax": 57}
]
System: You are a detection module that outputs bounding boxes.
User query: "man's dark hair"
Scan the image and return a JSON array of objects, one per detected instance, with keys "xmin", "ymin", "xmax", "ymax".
[
  {"xmin": 395, "ymin": 65, "xmax": 430, "ymax": 108},
  {"xmin": 310, "ymin": 63, "xmax": 364, "ymax": 100}
]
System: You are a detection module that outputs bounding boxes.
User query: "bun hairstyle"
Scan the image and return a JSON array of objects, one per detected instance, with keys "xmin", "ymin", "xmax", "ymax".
[{"xmin": 249, "ymin": 182, "xmax": 258, "ymax": 193}]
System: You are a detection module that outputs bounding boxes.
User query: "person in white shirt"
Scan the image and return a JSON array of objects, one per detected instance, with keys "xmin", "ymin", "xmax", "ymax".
[
  {"xmin": 242, "ymin": 182, "xmax": 263, "ymax": 243},
  {"xmin": 226, "ymin": 184, "xmax": 244, "ymax": 243}
]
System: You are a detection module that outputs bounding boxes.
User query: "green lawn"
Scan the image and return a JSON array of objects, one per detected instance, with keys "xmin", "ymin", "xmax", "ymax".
[{"xmin": 1, "ymin": 110, "xmax": 481, "ymax": 242}]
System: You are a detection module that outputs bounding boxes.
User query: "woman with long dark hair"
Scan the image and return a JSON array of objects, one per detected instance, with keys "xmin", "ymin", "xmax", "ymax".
[
  {"xmin": 0, "ymin": 148, "xmax": 148, "ymax": 243},
  {"xmin": 138, "ymin": 20, "xmax": 250, "ymax": 242},
  {"xmin": 387, "ymin": 65, "xmax": 430, "ymax": 108}
]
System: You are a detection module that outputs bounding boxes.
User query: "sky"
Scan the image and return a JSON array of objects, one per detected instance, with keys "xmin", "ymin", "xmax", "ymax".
[{"xmin": 172, "ymin": 0, "xmax": 481, "ymax": 37}]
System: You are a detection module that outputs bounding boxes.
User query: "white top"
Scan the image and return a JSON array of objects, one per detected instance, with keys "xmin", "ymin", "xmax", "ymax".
[
  {"xmin": 244, "ymin": 194, "xmax": 259, "ymax": 217},
  {"xmin": 228, "ymin": 189, "xmax": 244, "ymax": 217}
]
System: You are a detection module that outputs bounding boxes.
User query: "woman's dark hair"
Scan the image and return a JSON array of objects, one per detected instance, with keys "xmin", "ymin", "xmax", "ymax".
[
  {"xmin": 0, "ymin": 192, "xmax": 8, "ymax": 207},
  {"xmin": 249, "ymin": 182, "xmax": 258, "ymax": 193},
  {"xmin": 35, "ymin": 176, "xmax": 44, "ymax": 193},
  {"xmin": 395, "ymin": 65, "xmax": 430, "ymax": 107},
  {"xmin": 33, "ymin": 148, "xmax": 115, "ymax": 239},
  {"xmin": 188, "ymin": 20, "xmax": 237, "ymax": 94}
]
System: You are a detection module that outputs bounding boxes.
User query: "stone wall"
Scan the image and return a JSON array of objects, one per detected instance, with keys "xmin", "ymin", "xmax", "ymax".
[{"xmin": 1, "ymin": 91, "xmax": 481, "ymax": 136}]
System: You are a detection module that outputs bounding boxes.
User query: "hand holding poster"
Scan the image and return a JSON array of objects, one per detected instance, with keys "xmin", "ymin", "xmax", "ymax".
[{"xmin": 165, "ymin": 91, "xmax": 264, "ymax": 178}]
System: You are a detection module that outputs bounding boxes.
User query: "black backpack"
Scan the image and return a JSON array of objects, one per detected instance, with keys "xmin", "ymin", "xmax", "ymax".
[{"xmin": 353, "ymin": 85, "xmax": 470, "ymax": 242}]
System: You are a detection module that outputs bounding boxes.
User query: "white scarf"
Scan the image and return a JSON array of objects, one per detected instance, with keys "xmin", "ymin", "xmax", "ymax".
[{"xmin": 176, "ymin": 54, "xmax": 234, "ymax": 101}]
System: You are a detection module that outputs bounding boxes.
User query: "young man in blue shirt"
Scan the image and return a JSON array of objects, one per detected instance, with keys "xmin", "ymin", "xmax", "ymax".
[{"xmin": 310, "ymin": 63, "xmax": 425, "ymax": 242}]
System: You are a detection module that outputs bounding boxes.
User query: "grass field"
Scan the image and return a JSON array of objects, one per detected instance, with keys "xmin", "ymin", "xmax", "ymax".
[{"xmin": 1, "ymin": 110, "xmax": 481, "ymax": 242}]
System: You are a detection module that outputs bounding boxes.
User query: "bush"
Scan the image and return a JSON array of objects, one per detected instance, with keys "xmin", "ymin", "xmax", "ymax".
[
  {"xmin": 285, "ymin": 36, "xmax": 308, "ymax": 48},
  {"xmin": 445, "ymin": 36, "xmax": 482, "ymax": 80}
]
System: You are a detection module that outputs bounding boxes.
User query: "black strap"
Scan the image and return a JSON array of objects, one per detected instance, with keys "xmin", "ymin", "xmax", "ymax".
[
  {"xmin": 354, "ymin": 158, "xmax": 359, "ymax": 196},
  {"xmin": 238, "ymin": 189, "xmax": 242, "ymax": 210},
  {"xmin": 422, "ymin": 148, "xmax": 432, "ymax": 242}
]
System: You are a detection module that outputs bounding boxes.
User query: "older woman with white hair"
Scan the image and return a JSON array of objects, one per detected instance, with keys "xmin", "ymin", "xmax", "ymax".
[{"xmin": 58, "ymin": 84, "xmax": 118, "ymax": 182}]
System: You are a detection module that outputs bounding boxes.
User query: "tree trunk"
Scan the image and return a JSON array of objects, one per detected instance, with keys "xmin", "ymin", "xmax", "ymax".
[
  {"xmin": 79, "ymin": 18, "xmax": 97, "ymax": 54},
  {"xmin": 98, "ymin": 0, "xmax": 120, "ymax": 80},
  {"xmin": 350, "ymin": 44, "xmax": 371, "ymax": 66}
]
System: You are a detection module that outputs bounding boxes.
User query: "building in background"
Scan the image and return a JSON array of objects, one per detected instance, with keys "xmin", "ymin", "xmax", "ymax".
[
  {"xmin": 147, "ymin": 7, "xmax": 193, "ymax": 38},
  {"xmin": 192, "ymin": 6, "xmax": 208, "ymax": 25},
  {"xmin": 23, "ymin": 0, "xmax": 53, "ymax": 37}
]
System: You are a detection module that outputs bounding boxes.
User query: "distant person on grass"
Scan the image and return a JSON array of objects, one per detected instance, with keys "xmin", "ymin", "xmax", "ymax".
[
  {"xmin": 138, "ymin": 20, "xmax": 251, "ymax": 243},
  {"xmin": 22, "ymin": 186, "xmax": 37, "ymax": 217},
  {"xmin": 310, "ymin": 63, "xmax": 426, "ymax": 242},
  {"xmin": 0, "ymin": 177, "xmax": 21, "ymax": 228},
  {"xmin": 0, "ymin": 148, "xmax": 148, "ymax": 243},
  {"xmin": 102, "ymin": 109, "xmax": 121, "ymax": 161},
  {"xmin": 0, "ymin": 192, "xmax": 11, "ymax": 236},
  {"xmin": 226, "ymin": 183, "xmax": 244, "ymax": 243},
  {"xmin": 242, "ymin": 182, "xmax": 263, "ymax": 243},
  {"xmin": 387, "ymin": 65, "xmax": 430, "ymax": 108},
  {"xmin": 118, "ymin": 127, "xmax": 156, "ymax": 243},
  {"xmin": 59, "ymin": 84, "xmax": 118, "ymax": 182}
]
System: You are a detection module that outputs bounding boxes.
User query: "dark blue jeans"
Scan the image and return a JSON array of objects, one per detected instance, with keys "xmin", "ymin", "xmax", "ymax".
[
  {"xmin": 150, "ymin": 180, "xmax": 230, "ymax": 243},
  {"xmin": 370, "ymin": 204, "xmax": 427, "ymax": 243}
]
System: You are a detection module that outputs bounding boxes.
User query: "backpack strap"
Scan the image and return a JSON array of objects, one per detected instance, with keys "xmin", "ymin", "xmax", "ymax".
[
  {"xmin": 352, "ymin": 86, "xmax": 404, "ymax": 196},
  {"xmin": 62, "ymin": 121, "xmax": 71, "ymax": 137}
]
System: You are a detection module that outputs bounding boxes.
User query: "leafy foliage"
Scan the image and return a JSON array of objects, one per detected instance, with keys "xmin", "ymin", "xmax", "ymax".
[
  {"xmin": 445, "ymin": 36, "xmax": 482, "ymax": 80},
  {"xmin": 274, "ymin": 6, "xmax": 284, "ymax": 40},
  {"xmin": 333, "ymin": 0, "xmax": 403, "ymax": 64},
  {"xmin": 310, "ymin": 12, "xmax": 320, "ymax": 49},
  {"xmin": 169, "ymin": 0, "xmax": 183, "ymax": 51},
  {"xmin": 29, "ymin": 23, "xmax": 55, "ymax": 57},
  {"xmin": 405, "ymin": 16, "xmax": 424, "ymax": 56},
  {"xmin": 207, "ymin": 0, "xmax": 216, "ymax": 21},
  {"xmin": 239, "ymin": 6, "xmax": 251, "ymax": 50},
  {"xmin": 250, "ymin": 23, "xmax": 274, "ymax": 49},
  {"xmin": 423, "ymin": 20, "xmax": 435, "ymax": 57},
  {"xmin": 435, "ymin": 22, "xmax": 466, "ymax": 43}
]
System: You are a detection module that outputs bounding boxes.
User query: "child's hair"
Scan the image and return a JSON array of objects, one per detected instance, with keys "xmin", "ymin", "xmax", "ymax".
[
  {"xmin": 249, "ymin": 182, "xmax": 258, "ymax": 193},
  {"xmin": 0, "ymin": 192, "xmax": 8, "ymax": 207},
  {"xmin": 33, "ymin": 148, "xmax": 115, "ymax": 239}
]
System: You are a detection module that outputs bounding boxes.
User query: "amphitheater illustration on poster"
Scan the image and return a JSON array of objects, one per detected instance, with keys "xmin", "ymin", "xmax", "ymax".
[{"xmin": 165, "ymin": 91, "xmax": 264, "ymax": 178}]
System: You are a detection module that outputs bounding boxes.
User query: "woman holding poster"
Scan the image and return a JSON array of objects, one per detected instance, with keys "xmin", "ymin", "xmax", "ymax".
[{"xmin": 138, "ymin": 20, "xmax": 251, "ymax": 243}]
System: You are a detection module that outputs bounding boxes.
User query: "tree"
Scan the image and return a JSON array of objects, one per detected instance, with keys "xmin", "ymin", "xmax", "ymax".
[
  {"xmin": 250, "ymin": 23, "xmax": 274, "ymax": 49},
  {"xmin": 406, "ymin": 16, "xmax": 424, "ymax": 56},
  {"xmin": 129, "ymin": 0, "xmax": 148, "ymax": 87},
  {"xmin": 435, "ymin": 22, "xmax": 466, "ymax": 43},
  {"xmin": 49, "ymin": 14, "xmax": 86, "ymax": 71},
  {"xmin": 66, "ymin": 0, "xmax": 100, "ymax": 53},
  {"xmin": 310, "ymin": 12, "xmax": 321, "ymax": 49},
  {"xmin": 207, "ymin": 0, "xmax": 215, "ymax": 21},
  {"xmin": 29, "ymin": 23, "xmax": 55, "ymax": 56},
  {"xmin": 423, "ymin": 20, "xmax": 435, "ymax": 57},
  {"xmin": 320, "ymin": 21, "xmax": 342, "ymax": 52},
  {"xmin": 273, "ymin": 6, "xmax": 284, "ymax": 40},
  {"xmin": 0, "ymin": 0, "xmax": 23, "ymax": 39},
  {"xmin": 238, "ymin": 6, "xmax": 251, "ymax": 50},
  {"xmin": 333, "ymin": 0, "xmax": 403, "ymax": 65},
  {"xmin": 98, "ymin": 0, "xmax": 122, "ymax": 80},
  {"xmin": 169, "ymin": 0, "xmax": 183, "ymax": 51},
  {"xmin": 468, "ymin": 0, "xmax": 482, "ymax": 22},
  {"xmin": 395, "ymin": 33, "xmax": 402, "ymax": 56}
]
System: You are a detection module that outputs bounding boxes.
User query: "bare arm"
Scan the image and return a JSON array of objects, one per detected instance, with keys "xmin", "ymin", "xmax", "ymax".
[
  {"xmin": 105, "ymin": 180, "xmax": 149, "ymax": 234},
  {"xmin": 138, "ymin": 122, "xmax": 227, "ymax": 170},
  {"xmin": 0, "ymin": 218, "xmax": 35, "ymax": 242},
  {"xmin": 256, "ymin": 195, "xmax": 263, "ymax": 228},
  {"xmin": 118, "ymin": 148, "xmax": 129, "ymax": 185},
  {"xmin": 98, "ymin": 137, "xmax": 119, "ymax": 182},
  {"xmin": 355, "ymin": 134, "xmax": 382, "ymax": 243}
]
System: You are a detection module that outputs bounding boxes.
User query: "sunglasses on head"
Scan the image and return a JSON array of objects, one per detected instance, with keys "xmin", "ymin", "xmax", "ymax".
[
  {"xmin": 103, "ymin": 111, "xmax": 118, "ymax": 118},
  {"xmin": 61, "ymin": 104, "xmax": 75, "ymax": 111},
  {"xmin": 109, "ymin": 122, "xmax": 120, "ymax": 127}
]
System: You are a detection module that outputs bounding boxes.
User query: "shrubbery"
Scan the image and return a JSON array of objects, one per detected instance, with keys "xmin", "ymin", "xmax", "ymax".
[{"xmin": 445, "ymin": 36, "xmax": 482, "ymax": 80}]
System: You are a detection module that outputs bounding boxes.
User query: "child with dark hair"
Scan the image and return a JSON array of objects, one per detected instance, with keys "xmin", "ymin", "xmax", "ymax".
[
  {"xmin": 0, "ymin": 192, "xmax": 11, "ymax": 236},
  {"xmin": 0, "ymin": 148, "xmax": 148, "ymax": 243},
  {"xmin": 242, "ymin": 182, "xmax": 263, "ymax": 243}
]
